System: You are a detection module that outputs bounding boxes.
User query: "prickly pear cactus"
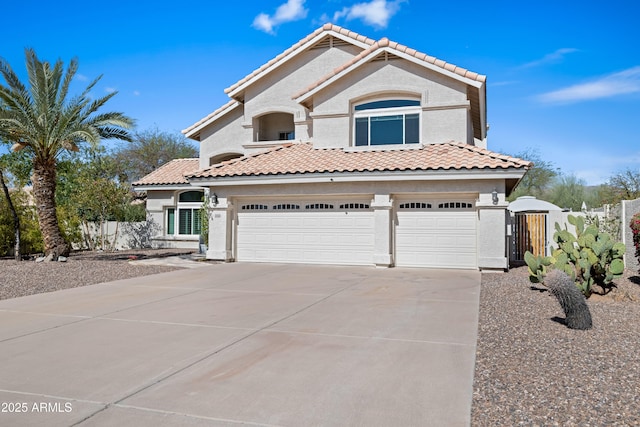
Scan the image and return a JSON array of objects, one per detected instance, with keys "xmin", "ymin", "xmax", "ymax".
[{"xmin": 524, "ymin": 214, "xmax": 625, "ymax": 298}]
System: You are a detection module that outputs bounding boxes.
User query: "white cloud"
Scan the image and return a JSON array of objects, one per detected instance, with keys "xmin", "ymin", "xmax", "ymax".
[
  {"xmin": 105, "ymin": 87, "xmax": 116, "ymax": 93},
  {"xmin": 538, "ymin": 66, "xmax": 640, "ymax": 104},
  {"xmin": 520, "ymin": 48, "xmax": 579, "ymax": 69},
  {"xmin": 133, "ymin": 90, "xmax": 141, "ymax": 96},
  {"xmin": 333, "ymin": 0, "xmax": 404, "ymax": 29},
  {"xmin": 252, "ymin": 0, "xmax": 308, "ymax": 34},
  {"xmin": 74, "ymin": 73, "xmax": 89, "ymax": 82}
]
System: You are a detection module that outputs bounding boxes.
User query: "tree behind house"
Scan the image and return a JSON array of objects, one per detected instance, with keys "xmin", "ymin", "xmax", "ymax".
[{"xmin": 112, "ymin": 128, "xmax": 198, "ymax": 183}]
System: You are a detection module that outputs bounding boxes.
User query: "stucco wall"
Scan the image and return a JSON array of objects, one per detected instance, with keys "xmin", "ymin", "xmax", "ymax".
[
  {"xmin": 197, "ymin": 45, "xmax": 365, "ymax": 167},
  {"xmin": 198, "ymin": 105, "xmax": 246, "ymax": 169},
  {"xmin": 311, "ymin": 60, "xmax": 470, "ymax": 148},
  {"xmin": 205, "ymin": 177, "xmax": 509, "ymax": 269}
]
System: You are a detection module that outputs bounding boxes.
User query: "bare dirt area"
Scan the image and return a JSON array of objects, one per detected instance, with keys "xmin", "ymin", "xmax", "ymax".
[
  {"xmin": 0, "ymin": 249, "xmax": 193, "ymax": 300},
  {"xmin": 473, "ymin": 266, "xmax": 640, "ymax": 426}
]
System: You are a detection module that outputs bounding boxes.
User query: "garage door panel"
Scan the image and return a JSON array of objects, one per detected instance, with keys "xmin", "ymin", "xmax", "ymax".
[
  {"xmin": 396, "ymin": 207, "xmax": 477, "ymax": 269},
  {"xmin": 237, "ymin": 208, "xmax": 374, "ymax": 265}
]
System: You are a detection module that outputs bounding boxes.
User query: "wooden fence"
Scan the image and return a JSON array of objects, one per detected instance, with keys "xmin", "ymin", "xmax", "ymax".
[{"xmin": 513, "ymin": 213, "xmax": 547, "ymax": 261}]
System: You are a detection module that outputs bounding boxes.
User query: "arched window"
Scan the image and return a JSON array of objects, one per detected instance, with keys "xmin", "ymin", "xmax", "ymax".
[
  {"xmin": 354, "ymin": 99, "xmax": 420, "ymax": 146},
  {"xmin": 167, "ymin": 190, "xmax": 204, "ymax": 236}
]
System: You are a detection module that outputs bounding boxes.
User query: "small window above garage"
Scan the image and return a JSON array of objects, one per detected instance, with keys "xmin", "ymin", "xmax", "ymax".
[
  {"xmin": 305, "ymin": 203, "xmax": 334, "ymax": 210},
  {"xmin": 273, "ymin": 204, "xmax": 300, "ymax": 210},
  {"xmin": 399, "ymin": 202, "xmax": 432, "ymax": 209},
  {"xmin": 438, "ymin": 202, "xmax": 473, "ymax": 209},
  {"xmin": 241, "ymin": 204, "xmax": 269, "ymax": 210},
  {"xmin": 339, "ymin": 203, "xmax": 370, "ymax": 209}
]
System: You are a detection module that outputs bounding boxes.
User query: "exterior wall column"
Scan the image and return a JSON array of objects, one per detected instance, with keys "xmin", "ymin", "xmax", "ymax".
[
  {"xmin": 372, "ymin": 194, "xmax": 393, "ymax": 268},
  {"xmin": 477, "ymin": 189, "xmax": 508, "ymax": 270},
  {"xmin": 206, "ymin": 196, "xmax": 233, "ymax": 261}
]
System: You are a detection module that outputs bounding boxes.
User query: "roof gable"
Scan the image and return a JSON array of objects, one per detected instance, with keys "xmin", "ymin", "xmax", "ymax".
[
  {"xmin": 294, "ymin": 37, "xmax": 485, "ymax": 104},
  {"xmin": 293, "ymin": 37, "xmax": 487, "ymax": 141},
  {"xmin": 224, "ymin": 24, "xmax": 375, "ymax": 102}
]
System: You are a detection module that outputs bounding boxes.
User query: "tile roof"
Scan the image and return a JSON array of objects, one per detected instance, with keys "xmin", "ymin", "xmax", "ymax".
[
  {"xmin": 187, "ymin": 143, "xmax": 530, "ymax": 180},
  {"xmin": 293, "ymin": 37, "xmax": 485, "ymax": 102},
  {"xmin": 133, "ymin": 158, "xmax": 200, "ymax": 186},
  {"xmin": 224, "ymin": 24, "xmax": 376, "ymax": 97}
]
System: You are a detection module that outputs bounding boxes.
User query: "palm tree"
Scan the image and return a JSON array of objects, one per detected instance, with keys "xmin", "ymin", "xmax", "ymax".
[{"xmin": 0, "ymin": 49, "xmax": 134, "ymax": 259}]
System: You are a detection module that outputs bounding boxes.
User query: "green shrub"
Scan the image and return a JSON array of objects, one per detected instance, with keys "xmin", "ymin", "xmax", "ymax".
[
  {"xmin": 0, "ymin": 190, "xmax": 44, "ymax": 256},
  {"xmin": 525, "ymin": 214, "xmax": 625, "ymax": 297}
]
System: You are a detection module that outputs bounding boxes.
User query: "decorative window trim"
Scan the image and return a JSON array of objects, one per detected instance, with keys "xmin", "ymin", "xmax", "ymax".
[
  {"xmin": 399, "ymin": 202, "xmax": 432, "ymax": 209},
  {"xmin": 305, "ymin": 203, "xmax": 334, "ymax": 210}
]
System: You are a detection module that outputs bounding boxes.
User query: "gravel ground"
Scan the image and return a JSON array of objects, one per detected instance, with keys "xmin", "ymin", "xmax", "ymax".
[
  {"xmin": 473, "ymin": 266, "xmax": 640, "ymax": 426},
  {"xmin": 1, "ymin": 252, "xmax": 639, "ymax": 424},
  {"xmin": 0, "ymin": 249, "xmax": 189, "ymax": 300}
]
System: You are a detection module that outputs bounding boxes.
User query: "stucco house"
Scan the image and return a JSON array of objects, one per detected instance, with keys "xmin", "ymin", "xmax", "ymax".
[{"xmin": 133, "ymin": 24, "xmax": 530, "ymax": 270}]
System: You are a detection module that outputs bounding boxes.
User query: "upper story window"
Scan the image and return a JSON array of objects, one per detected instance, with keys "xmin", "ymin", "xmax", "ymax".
[{"xmin": 354, "ymin": 99, "xmax": 420, "ymax": 146}]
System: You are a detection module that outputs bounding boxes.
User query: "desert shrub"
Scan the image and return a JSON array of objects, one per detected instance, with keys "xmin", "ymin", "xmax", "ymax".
[
  {"xmin": 0, "ymin": 190, "xmax": 44, "ymax": 256},
  {"xmin": 525, "ymin": 214, "xmax": 625, "ymax": 297},
  {"xmin": 629, "ymin": 212, "xmax": 640, "ymax": 265}
]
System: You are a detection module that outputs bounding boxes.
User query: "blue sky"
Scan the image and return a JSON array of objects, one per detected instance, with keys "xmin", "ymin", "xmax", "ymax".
[{"xmin": 2, "ymin": 0, "xmax": 638, "ymax": 185}]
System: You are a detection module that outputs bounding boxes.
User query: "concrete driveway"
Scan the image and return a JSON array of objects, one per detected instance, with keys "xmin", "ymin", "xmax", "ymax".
[{"xmin": 0, "ymin": 263, "xmax": 480, "ymax": 426}]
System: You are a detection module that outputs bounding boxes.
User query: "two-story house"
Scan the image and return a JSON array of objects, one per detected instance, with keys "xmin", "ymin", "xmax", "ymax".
[{"xmin": 133, "ymin": 24, "xmax": 530, "ymax": 271}]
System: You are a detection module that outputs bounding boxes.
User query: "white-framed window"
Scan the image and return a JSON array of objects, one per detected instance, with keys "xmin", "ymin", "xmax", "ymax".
[
  {"xmin": 354, "ymin": 99, "xmax": 420, "ymax": 146},
  {"xmin": 167, "ymin": 190, "xmax": 204, "ymax": 235}
]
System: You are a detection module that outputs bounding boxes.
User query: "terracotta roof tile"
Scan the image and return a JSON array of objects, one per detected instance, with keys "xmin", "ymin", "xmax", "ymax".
[
  {"xmin": 187, "ymin": 143, "xmax": 530, "ymax": 180},
  {"xmin": 133, "ymin": 158, "xmax": 200, "ymax": 186}
]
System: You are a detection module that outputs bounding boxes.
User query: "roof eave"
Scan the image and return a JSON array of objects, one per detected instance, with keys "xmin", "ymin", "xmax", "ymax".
[
  {"xmin": 132, "ymin": 183, "xmax": 204, "ymax": 192},
  {"xmin": 187, "ymin": 167, "xmax": 529, "ymax": 187},
  {"xmin": 182, "ymin": 101, "xmax": 241, "ymax": 141}
]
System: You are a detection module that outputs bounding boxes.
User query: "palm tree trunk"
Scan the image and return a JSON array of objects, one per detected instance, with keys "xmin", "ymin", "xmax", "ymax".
[
  {"xmin": 0, "ymin": 169, "xmax": 21, "ymax": 261},
  {"xmin": 32, "ymin": 159, "xmax": 69, "ymax": 259}
]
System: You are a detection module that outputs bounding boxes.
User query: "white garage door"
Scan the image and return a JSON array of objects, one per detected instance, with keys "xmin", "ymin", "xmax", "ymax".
[
  {"xmin": 237, "ymin": 201, "xmax": 374, "ymax": 265},
  {"xmin": 395, "ymin": 201, "xmax": 477, "ymax": 269}
]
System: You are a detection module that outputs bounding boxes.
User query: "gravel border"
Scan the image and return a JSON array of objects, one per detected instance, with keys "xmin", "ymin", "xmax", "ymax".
[
  {"xmin": 0, "ymin": 249, "xmax": 189, "ymax": 300},
  {"xmin": 472, "ymin": 266, "xmax": 640, "ymax": 426}
]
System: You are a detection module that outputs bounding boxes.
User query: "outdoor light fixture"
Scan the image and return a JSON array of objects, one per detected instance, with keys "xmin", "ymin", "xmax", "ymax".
[
  {"xmin": 491, "ymin": 189, "xmax": 499, "ymax": 205},
  {"xmin": 212, "ymin": 193, "xmax": 219, "ymax": 206}
]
